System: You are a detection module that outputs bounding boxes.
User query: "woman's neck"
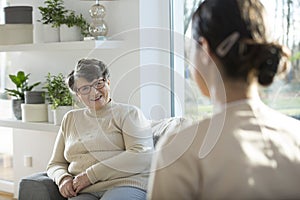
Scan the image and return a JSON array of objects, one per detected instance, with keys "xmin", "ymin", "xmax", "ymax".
[{"xmin": 212, "ymin": 79, "xmax": 260, "ymax": 105}]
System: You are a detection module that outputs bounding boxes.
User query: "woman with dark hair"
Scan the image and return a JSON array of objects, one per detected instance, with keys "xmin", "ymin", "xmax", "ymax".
[
  {"xmin": 47, "ymin": 58, "xmax": 153, "ymax": 200},
  {"xmin": 147, "ymin": 0, "xmax": 300, "ymax": 199}
]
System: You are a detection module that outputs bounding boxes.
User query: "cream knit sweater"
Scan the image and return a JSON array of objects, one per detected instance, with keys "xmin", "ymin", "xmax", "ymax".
[
  {"xmin": 47, "ymin": 100, "xmax": 154, "ymax": 193},
  {"xmin": 148, "ymin": 99, "xmax": 300, "ymax": 199}
]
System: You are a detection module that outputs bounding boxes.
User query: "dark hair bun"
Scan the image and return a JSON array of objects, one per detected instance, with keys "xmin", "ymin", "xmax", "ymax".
[{"xmin": 256, "ymin": 45, "xmax": 281, "ymax": 86}]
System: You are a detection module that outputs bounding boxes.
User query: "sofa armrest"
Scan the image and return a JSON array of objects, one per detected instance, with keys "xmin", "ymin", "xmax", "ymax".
[
  {"xmin": 18, "ymin": 172, "xmax": 66, "ymax": 200},
  {"xmin": 151, "ymin": 117, "xmax": 193, "ymax": 146}
]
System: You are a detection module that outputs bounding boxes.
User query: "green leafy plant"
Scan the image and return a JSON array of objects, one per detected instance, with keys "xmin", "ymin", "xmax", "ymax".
[
  {"xmin": 38, "ymin": 0, "xmax": 90, "ymax": 36},
  {"xmin": 43, "ymin": 73, "xmax": 72, "ymax": 109},
  {"xmin": 291, "ymin": 51, "xmax": 300, "ymax": 62},
  {"xmin": 61, "ymin": 11, "xmax": 90, "ymax": 37},
  {"xmin": 5, "ymin": 71, "xmax": 41, "ymax": 100},
  {"xmin": 38, "ymin": 0, "xmax": 67, "ymax": 27}
]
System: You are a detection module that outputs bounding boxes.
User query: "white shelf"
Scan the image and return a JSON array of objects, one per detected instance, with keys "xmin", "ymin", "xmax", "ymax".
[
  {"xmin": 80, "ymin": 0, "xmax": 115, "ymax": 1},
  {"xmin": 0, "ymin": 40, "xmax": 122, "ymax": 52},
  {"xmin": 0, "ymin": 118, "xmax": 60, "ymax": 133}
]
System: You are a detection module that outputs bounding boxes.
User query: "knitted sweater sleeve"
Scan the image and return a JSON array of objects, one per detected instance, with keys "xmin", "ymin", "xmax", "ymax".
[
  {"xmin": 86, "ymin": 107, "xmax": 154, "ymax": 184},
  {"xmin": 47, "ymin": 114, "xmax": 72, "ymax": 186}
]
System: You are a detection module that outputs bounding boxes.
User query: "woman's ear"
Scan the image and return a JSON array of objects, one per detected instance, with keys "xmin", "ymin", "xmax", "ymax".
[
  {"xmin": 198, "ymin": 37, "xmax": 212, "ymax": 65},
  {"xmin": 199, "ymin": 37, "xmax": 211, "ymax": 56}
]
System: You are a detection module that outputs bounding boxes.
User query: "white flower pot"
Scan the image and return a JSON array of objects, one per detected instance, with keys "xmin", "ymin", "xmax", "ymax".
[
  {"xmin": 34, "ymin": 22, "xmax": 44, "ymax": 43},
  {"xmin": 21, "ymin": 103, "xmax": 48, "ymax": 122},
  {"xmin": 53, "ymin": 106, "xmax": 72, "ymax": 125},
  {"xmin": 60, "ymin": 25, "xmax": 81, "ymax": 42},
  {"xmin": 43, "ymin": 24, "xmax": 60, "ymax": 43},
  {"xmin": 47, "ymin": 104, "xmax": 54, "ymax": 123}
]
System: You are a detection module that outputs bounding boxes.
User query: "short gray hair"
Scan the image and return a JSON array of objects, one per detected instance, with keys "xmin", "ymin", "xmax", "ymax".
[{"xmin": 66, "ymin": 58, "xmax": 110, "ymax": 92}]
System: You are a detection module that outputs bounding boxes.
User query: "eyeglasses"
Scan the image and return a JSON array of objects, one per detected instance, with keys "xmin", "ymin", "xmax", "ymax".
[{"xmin": 77, "ymin": 78, "xmax": 106, "ymax": 95}]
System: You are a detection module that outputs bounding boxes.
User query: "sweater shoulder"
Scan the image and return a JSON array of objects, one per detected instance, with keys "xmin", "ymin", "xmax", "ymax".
[
  {"xmin": 62, "ymin": 108, "xmax": 87, "ymax": 123},
  {"xmin": 111, "ymin": 102, "xmax": 141, "ymax": 114},
  {"xmin": 65, "ymin": 108, "xmax": 86, "ymax": 117}
]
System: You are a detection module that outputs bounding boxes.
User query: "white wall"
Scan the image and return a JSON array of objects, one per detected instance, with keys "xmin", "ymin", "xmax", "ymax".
[
  {"xmin": 139, "ymin": 0, "xmax": 187, "ymax": 119},
  {"xmin": 139, "ymin": 0, "xmax": 172, "ymax": 120},
  {"xmin": 13, "ymin": 129, "xmax": 58, "ymax": 196}
]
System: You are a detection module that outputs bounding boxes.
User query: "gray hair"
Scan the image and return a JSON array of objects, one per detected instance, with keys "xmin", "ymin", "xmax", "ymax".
[{"xmin": 67, "ymin": 58, "xmax": 110, "ymax": 92}]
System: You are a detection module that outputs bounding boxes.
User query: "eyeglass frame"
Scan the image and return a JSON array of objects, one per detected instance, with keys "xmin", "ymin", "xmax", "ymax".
[{"xmin": 76, "ymin": 78, "xmax": 107, "ymax": 95}]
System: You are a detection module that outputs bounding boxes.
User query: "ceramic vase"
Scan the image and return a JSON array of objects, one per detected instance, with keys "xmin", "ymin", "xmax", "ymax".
[
  {"xmin": 53, "ymin": 106, "xmax": 72, "ymax": 125},
  {"xmin": 12, "ymin": 99, "xmax": 24, "ymax": 120},
  {"xmin": 60, "ymin": 25, "xmax": 81, "ymax": 42},
  {"xmin": 43, "ymin": 24, "xmax": 60, "ymax": 43},
  {"xmin": 24, "ymin": 91, "xmax": 45, "ymax": 104}
]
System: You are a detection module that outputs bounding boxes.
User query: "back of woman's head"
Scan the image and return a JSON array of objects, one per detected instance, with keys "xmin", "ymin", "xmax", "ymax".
[
  {"xmin": 192, "ymin": 0, "xmax": 290, "ymax": 86},
  {"xmin": 67, "ymin": 58, "xmax": 110, "ymax": 92}
]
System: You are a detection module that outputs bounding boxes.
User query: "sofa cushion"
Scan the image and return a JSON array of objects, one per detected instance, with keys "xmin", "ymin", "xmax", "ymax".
[{"xmin": 18, "ymin": 172, "xmax": 66, "ymax": 200}]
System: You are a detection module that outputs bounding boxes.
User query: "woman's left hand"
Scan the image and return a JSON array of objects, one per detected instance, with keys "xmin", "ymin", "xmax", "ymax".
[{"xmin": 73, "ymin": 172, "xmax": 92, "ymax": 193}]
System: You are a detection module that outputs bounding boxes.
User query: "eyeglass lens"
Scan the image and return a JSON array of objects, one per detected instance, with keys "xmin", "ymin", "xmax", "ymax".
[{"xmin": 78, "ymin": 79, "xmax": 105, "ymax": 94}]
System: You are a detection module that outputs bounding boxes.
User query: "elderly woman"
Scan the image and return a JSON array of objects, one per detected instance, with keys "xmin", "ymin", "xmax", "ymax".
[
  {"xmin": 147, "ymin": 0, "xmax": 300, "ymax": 199},
  {"xmin": 47, "ymin": 58, "xmax": 153, "ymax": 200}
]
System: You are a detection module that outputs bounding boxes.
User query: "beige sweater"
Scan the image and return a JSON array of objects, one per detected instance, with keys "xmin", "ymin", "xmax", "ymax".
[
  {"xmin": 47, "ymin": 100, "xmax": 154, "ymax": 193},
  {"xmin": 148, "ymin": 99, "xmax": 300, "ymax": 199}
]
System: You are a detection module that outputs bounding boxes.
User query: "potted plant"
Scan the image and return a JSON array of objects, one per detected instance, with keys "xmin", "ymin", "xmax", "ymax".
[
  {"xmin": 43, "ymin": 72, "xmax": 73, "ymax": 125},
  {"xmin": 4, "ymin": 71, "xmax": 41, "ymax": 120},
  {"xmin": 38, "ymin": 0, "xmax": 67, "ymax": 42},
  {"xmin": 38, "ymin": 0, "xmax": 89, "ymax": 42},
  {"xmin": 60, "ymin": 10, "xmax": 90, "ymax": 42},
  {"xmin": 42, "ymin": 73, "xmax": 54, "ymax": 123}
]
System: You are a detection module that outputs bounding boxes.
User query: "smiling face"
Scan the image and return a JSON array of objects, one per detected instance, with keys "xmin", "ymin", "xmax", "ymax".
[{"xmin": 75, "ymin": 77, "xmax": 111, "ymax": 111}]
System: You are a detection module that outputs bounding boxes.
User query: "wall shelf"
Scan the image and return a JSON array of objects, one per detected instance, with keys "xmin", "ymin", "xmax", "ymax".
[
  {"xmin": 80, "ymin": 0, "xmax": 115, "ymax": 1},
  {"xmin": 0, "ymin": 40, "xmax": 122, "ymax": 52},
  {"xmin": 0, "ymin": 118, "xmax": 60, "ymax": 133}
]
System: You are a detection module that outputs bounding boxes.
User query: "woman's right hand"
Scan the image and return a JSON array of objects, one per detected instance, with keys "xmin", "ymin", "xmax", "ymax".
[
  {"xmin": 73, "ymin": 172, "xmax": 92, "ymax": 193},
  {"xmin": 59, "ymin": 176, "xmax": 77, "ymax": 198}
]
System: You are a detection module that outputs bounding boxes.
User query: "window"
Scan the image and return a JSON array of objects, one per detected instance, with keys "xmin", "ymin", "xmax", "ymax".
[
  {"xmin": 177, "ymin": 0, "xmax": 300, "ymax": 120},
  {"xmin": 259, "ymin": 0, "xmax": 300, "ymax": 120}
]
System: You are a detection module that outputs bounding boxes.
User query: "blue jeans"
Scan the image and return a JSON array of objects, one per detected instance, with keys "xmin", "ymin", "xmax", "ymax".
[{"xmin": 68, "ymin": 186, "xmax": 146, "ymax": 200}]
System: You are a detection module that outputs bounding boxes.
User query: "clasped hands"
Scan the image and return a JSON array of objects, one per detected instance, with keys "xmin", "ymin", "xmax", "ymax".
[{"xmin": 59, "ymin": 172, "xmax": 91, "ymax": 198}]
